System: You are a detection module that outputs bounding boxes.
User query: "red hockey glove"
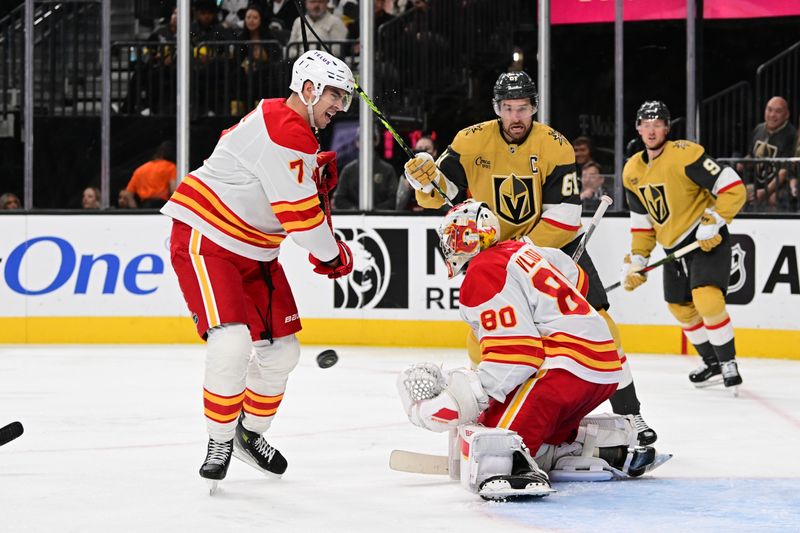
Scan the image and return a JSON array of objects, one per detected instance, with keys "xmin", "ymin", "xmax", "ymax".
[
  {"xmin": 309, "ymin": 240, "xmax": 353, "ymax": 279},
  {"xmin": 316, "ymin": 151, "xmax": 339, "ymax": 193}
]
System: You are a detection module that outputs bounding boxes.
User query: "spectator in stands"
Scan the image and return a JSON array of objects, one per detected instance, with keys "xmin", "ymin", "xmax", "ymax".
[
  {"xmin": 333, "ymin": 127, "xmax": 399, "ymax": 210},
  {"xmin": 266, "ymin": 0, "xmax": 301, "ymax": 34},
  {"xmin": 232, "ymin": 5, "xmax": 280, "ymax": 113},
  {"xmin": 122, "ymin": 141, "xmax": 177, "ymax": 209},
  {"xmin": 121, "ymin": 6, "xmax": 178, "ymax": 114},
  {"xmin": 573, "ymin": 136, "xmax": 598, "ymax": 175},
  {"xmin": 348, "ymin": 0, "xmax": 395, "ymax": 40},
  {"xmin": 580, "ymin": 161, "xmax": 610, "ymax": 210},
  {"xmin": 237, "ymin": 5, "xmax": 279, "ymax": 67},
  {"xmin": 82, "ymin": 187, "xmax": 101, "ymax": 209},
  {"xmin": 396, "ymin": 135, "xmax": 437, "ymax": 211},
  {"xmin": 740, "ymin": 96, "xmax": 797, "ymax": 210},
  {"xmin": 0, "ymin": 192, "xmax": 21, "ymax": 210},
  {"xmin": 288, "ymin": 0, "xmax": 348, "ymax": 58},
  {"xmin": 191, "ymin": 0, "xmax": 234, "ymax": 115},
  {"xmin": 220, "ymin": 0, "xmax": 253, "ymax": 31},
  {"xmin": 118, "ymin": 188, "xmax": 138, "ymax": 209}
]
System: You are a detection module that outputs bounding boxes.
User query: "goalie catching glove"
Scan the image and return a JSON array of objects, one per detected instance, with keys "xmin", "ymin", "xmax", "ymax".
[
  {"xmin": 695, "ymin": 208, "xmax": 725, "ymax": 252},
  {"xmin": 620, "ymin": 253, "xmax": 648, "ymax": 291},
  {"xmin": 397, "ymin": 364, "xmax": 489, "ymax": 432},
  {"xmin": 308, "ymin": 240, "xmax": 353, "ymax": 279}
]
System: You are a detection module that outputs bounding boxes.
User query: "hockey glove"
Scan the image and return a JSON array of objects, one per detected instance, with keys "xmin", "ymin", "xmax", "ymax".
[
  {"xmin": 397, "ymin": 366, "xmax": 489, "ymax": 432},
  {"xmin": 403, "ymin": 152, "xmax": 441, "ymax": 193},
  {"xmin": 315, "ymin": 151, "xmax": 339, "ymax": 193},
  {"xmin": 309, "ymin": 240, "xmax": 353, "ymax": 279},
  {"xmin": 695, "ymin": 208, "xmax": 725, "ymax": 252},
  {"xmin": 621, "ymin": 253, "xmax": 648, "ymax": 291}
]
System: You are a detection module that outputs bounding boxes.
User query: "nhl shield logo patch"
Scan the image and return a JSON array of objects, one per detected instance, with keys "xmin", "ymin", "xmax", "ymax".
[
  {"xmin": 638, "ymin": 183, "xmax": 670, "ymax": 224},
  {"xmin": 493, "ymin": 174, "xmax": 535, "ymax": 225}
]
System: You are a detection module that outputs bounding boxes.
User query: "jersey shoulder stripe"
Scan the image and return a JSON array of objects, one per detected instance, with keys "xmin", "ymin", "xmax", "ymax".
[{"xmin": 262, "ymin": 98, "xmax": 318, "ymax": 154}]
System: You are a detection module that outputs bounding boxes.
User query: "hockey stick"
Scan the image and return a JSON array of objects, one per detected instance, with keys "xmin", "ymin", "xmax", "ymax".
[
  {"xmin": 291, "ymin": 0, "xmax": 452, "ymax": 207},
  {"xmin": 604, "ymin": 240, "xmax": 702, "ymax": 292},
  {"xmin": 390, "ymin": 449, "xmax": 449, "ymax": 475},
  {"xmin": 0, "ymin": 421, "xmax": 23, "ymax": 446},
  {"xmin": 571, "ymin": 195, "xmax": 613, "ymax": 263}
]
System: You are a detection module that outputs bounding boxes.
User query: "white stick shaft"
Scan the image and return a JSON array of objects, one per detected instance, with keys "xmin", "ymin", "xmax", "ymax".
[{"xmin": 571, "ymin": 195, "xmax": 613, "ymax": 262}]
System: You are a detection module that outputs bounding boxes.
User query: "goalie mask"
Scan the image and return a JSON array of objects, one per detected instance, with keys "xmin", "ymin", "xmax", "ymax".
[
  {"xmin": 290, "ymin": 50, "xmax": 355, "ymax": 112},
  {"xmin": 493, "ymin": 71, "xmax": 538, "ymax": 117},
  {"xmin": 438, "ymin": 200, "xmax": 500, "ymax": 279},
  {"xmin": 636, "ymin": 100, "xmax": 670, "ymax": 128}
]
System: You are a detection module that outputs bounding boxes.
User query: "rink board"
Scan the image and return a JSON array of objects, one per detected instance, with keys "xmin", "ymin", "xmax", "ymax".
[{"xmin": 0, "ymin": 213, "xmax": 798, "ymax": 358}]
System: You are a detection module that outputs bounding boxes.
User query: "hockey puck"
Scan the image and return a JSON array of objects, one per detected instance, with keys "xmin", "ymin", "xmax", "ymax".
[{"xmin": 316, "ymin": 349, "xmax": 339, "ymax": 369}]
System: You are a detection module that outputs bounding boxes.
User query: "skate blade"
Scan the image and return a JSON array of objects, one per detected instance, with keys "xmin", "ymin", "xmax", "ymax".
[
  {"xmin": 693, "ymin": 376, "xmax": 723, "ymax": 389},
  {"xmin": 206, "ymin": 479, "xmax": 220, "ymax": 496},
  {"xmin": 644, "ymin": 453, "xmax": 673, "ymax": 473},
  {"xmin": 478, "ymin": 480, "xmax": 555, "ymax": 501},
  {"xmin": 232, "ymin": 446, "xmax": 283, "ymax": 479},
  {"xmin": 729, "ymin": 385, "xmax": 740, "ymax": 398}
]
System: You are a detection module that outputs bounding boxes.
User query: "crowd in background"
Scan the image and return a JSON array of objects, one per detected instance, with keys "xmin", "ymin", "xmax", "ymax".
[{"xmin": 1, "ymin": 0, "xmax": 798, "ymax": 214}]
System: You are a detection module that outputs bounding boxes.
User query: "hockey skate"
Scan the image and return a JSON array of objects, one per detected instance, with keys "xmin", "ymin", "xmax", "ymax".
[
  {"xmin": 199, "ymin": 437, "xmax": 233, "ymax": 495},
  {"xmin": 598, "ymin": 444, "xmax": 672, "ymax": 478},
  {"xmin": 631, "ymin": 413, "xmax": 657, "ymax": 445},
  {"xmin": 233, "ymin": 420, "xmax": 288, "ymax": 478},
  {"xmin": 478, "ymin": 451, "xmax": 555, "ymax": 501},
  {"xmin": 689, "ymin": 361, "xmax": 722, "ymax": 388},
  {"xmin": 720, "ymin": 360, "xmax": 742, "ymax": 396}
]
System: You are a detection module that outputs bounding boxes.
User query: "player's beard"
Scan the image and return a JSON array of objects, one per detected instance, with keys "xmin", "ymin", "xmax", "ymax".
[{"xmin": 502, "ymin": 120, "xmax": 531, "ymax": 143}]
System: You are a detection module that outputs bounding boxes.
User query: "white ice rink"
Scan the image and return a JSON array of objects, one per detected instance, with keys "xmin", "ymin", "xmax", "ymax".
[{"xmin": 2, "ymin": 345, "xmax": 799, "ymax": 532}]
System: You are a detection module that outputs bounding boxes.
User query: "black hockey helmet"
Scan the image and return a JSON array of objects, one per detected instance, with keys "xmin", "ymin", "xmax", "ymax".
[
  {"xmin": 636, "ymin": 100, "xmax": 671, "ymax": 127},
  {"xmin": 493, "ymin": 71, "xmax": 538, "ymax": 115}
]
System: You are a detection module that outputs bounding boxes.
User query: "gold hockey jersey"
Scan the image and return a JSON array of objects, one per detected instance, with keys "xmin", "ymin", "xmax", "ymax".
[
  {"xmin": 416, "ymin": 120, "xmax": 582, "ymax": 249},
  {"xmin": 622, "ymin": 140, "xmax": 745, "ymax": 255}
]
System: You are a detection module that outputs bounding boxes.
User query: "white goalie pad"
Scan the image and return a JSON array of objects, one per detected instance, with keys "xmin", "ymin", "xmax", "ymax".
[{"xmin": 458, "ymin": 425, "xmax": 522, "ymax": 493}]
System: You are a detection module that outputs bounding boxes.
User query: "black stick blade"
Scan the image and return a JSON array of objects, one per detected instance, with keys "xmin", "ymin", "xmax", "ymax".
[{"xmin": 0, "ymin": 421, "xmax": 24, "ymax": 446}]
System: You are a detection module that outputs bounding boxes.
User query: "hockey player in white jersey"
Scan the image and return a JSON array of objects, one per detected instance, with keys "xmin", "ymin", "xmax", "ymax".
[
  {"xmin": 398, "ymin": 200, "xmax": 666, "ymax": 501},
  {"xmin": 161, "ymin": 50, "xmax": 355, "ymax": 494}
]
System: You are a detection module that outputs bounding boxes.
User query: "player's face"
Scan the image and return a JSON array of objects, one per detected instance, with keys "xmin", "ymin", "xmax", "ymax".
[
  {"xmin": 637, "ymin": 119, "xmax": 669, "ymax": 150},
  {"xmin": 313, "ymin": 87, "xmax": 350, "ymax": 129},
  {"xmin": 498, "ymin": 98, "xmax": 535, "ymax": 143}
]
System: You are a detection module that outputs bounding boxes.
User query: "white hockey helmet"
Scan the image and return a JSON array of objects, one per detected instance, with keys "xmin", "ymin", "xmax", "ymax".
[
  {"xmin": 438, "ymin": 200, "xmax": 500, "ymax": 279},
  {"xmin": 290, "ymin": 49, "xmax": 355, "ymax": 112}
]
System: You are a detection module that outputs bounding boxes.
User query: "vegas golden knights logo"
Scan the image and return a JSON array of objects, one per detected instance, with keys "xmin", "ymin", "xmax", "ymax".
[
  {"xmin": 638, "ymin": 183, "xmax": 670, "ymax": 224},
  {"xmin": 493, "ymin": 174, "xmax": 535, "ymax": 224}
]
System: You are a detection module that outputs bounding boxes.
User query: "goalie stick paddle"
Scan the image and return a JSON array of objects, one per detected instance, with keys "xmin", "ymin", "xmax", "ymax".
[
  {"xmin": 571, "ymin": 195, "xmax": 613, "ymax": 263},
  {"xmin": 389, "ymin": 449, "xmax": 449, "ymax": 475},
  {"xmin": 605, "ymin": 240, "xmax": 702, "ymax": 292},
  {"xmin": 291, "ymin": 0, "xmax": 452, "ymax": 207},
  {"xmin": 0, "ymin": 421, "xmax": 23, "ymax": 446}
]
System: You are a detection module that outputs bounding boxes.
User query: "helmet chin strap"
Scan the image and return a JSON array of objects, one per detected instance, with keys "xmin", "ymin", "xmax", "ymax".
[{"xmin": 299, "ymin": 90, "xmax": 322, "ymax": 130}]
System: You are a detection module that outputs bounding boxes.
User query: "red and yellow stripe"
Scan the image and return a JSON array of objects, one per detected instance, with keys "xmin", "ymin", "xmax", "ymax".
[
  {"xmin": 242, "ymin": 389, "xmax": 284, "ymax": 417},
  {"xmin": 543, "ymin": 331, "xmax": 621, "ymax": 372},
  {"xmin": 189, "ymin": 229, "xmax": 220, "ymax": 328},
  {"xmin": 271, "ymin": 195, "xmax": 326, "ymax": 233},
  {"xmin": 575, "ymin": 265, "xmax": 589, "ymax": 297},
  {"xmin": 498, "ymin": 370, "xmax": 544, "ymax": 429},
  {"xmin": 480, "ymin": 335, "xmax": 544, "ymax": 369},
  {"xmin": 171, "ymin": 175, "xmax": 285, "ymax": 248},
  {"xmin": 203, "ymin": 388, "xmax": 245, "ymax": 424}
]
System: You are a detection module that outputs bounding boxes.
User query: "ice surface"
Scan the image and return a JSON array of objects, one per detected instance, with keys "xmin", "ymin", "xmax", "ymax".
[{"xmin": 1, "ymin": 345, "xmax": 799, "ymax": 532}]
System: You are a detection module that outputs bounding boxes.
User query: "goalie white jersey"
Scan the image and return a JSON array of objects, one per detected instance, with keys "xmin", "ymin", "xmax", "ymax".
[
  {"xmin": 459, "ymin": 240, "xmax": 622, "ymax": 403},
  {"xmin": 161, "ymin": 98, "xmax": 339, "ymax": 263}
]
